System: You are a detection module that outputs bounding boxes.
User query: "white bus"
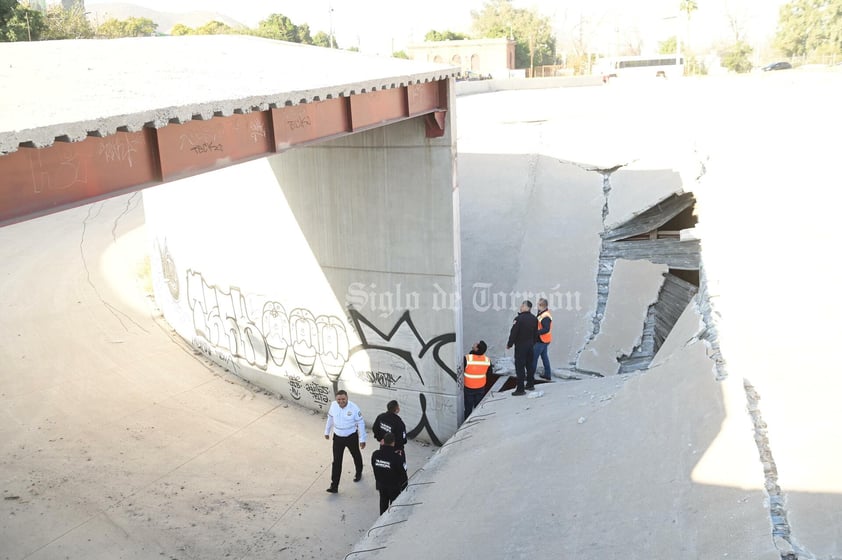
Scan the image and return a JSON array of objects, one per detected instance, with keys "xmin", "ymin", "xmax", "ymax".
[{"xmin": 597, "ymin": 55, "xmax": 685, "ymax": 82}]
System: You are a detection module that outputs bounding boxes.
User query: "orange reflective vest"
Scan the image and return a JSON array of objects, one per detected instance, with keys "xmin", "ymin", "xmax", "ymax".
[
  {"xmin": 464, "ymin": 353, "xmax": 491, "ymax": 389},
  {"xmin": 537, "ymin": 310, "xmax": 553, "ymax": 343}
]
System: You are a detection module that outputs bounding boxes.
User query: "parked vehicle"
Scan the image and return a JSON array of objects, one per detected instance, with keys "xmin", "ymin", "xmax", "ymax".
[{"xmin": 762, "ymin": 61, "xmax": 792, "ymax": 71}]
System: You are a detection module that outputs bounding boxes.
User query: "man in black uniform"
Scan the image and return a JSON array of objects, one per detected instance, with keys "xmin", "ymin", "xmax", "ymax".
[
  {"xmin": 370, "ymin": 432, "xmax": 408, "ymax": 515},
  {"xmin": 372, "ymin": 400, "xmax": 408, "ymax": 458},
  {"xmin": 506, "ymin": 300, "xmax": 538, "ymax": 396}
]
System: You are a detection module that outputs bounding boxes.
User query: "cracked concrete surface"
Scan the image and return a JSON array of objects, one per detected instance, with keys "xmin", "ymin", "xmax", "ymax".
[
  {"xmin": 3, "ymin": 70, "xmax": 842, "ymax": 559},
  {"xmin": 576, "ymin": 258, "xmax": 667, "ymax": 375},
  {"xmin": 449, "ymin": 73, "xmax": 842, "ymax": 558}
]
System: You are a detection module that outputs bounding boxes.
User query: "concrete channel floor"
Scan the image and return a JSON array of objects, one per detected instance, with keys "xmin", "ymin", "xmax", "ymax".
[{"xmin": 0, "ymin": 197, "xmax": 435, "ymax": 560}]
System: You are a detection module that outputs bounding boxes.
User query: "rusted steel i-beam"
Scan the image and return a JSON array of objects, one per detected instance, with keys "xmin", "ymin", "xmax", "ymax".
[{"xmin": 0, "ymin": 80, "xmax": 449, "ymax": 227}]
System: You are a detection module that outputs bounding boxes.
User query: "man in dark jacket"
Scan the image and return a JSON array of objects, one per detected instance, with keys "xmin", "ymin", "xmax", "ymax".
[
  {"xmin": 372, "ymin": 400, "xmax": 407, "ymax": 458},
  {"xmin": 371, "ymin": 433, "xmax": 408, "ymax": 515},
  {"xmin": 506, "ymin": 300, "xmax": 538, "ymax": 395}
]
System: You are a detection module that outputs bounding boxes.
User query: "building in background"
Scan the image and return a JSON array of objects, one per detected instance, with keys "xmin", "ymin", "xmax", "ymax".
[{"xmin": 407, "ymin": 38, "xmax": 516, "ymax": 78}]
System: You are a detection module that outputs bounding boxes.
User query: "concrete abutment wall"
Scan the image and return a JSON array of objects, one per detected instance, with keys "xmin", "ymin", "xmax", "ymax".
[{"xmin": 142, "ymin": 115, "xmax": 461, "ymax": 444}]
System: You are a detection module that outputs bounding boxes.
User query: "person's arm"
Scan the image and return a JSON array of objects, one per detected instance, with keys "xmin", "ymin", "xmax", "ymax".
[
  {"xmin": 372, "ymin": 414, "xmax": 384, "ymax": 442},
  {"xmin": 506, "ymin": 318, "xmax": 519, "ymax": 348},
  {"xmin": 537, "ymin": 316, "xmax": 551, "ymax": 336},
  {"xmin": 324, "ymin": 407, "xmax": 334, "ymax": 440},
  {"xmin": 486, "ymin": 360, "xmax": 493, "ymax": 376},
  {"xmin": 355, "ymin": 407, "xmax": 367, "ymax": 447},
  {"xmin": 398, "ymin": 455, "xmax": 408, "ymax": 488}
]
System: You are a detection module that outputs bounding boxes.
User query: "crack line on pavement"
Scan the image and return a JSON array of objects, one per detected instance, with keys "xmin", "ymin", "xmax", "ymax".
[
  {"xmin": 80, "ymin": 202, "xmax": 149, "ymax": 334},
  {"xmin": 744, "ymin": 379, "xmax": 814, "ymax": 560},
  {"xmin": 110, "ymin": 192, "xmax": 140, "ymax": 242}
]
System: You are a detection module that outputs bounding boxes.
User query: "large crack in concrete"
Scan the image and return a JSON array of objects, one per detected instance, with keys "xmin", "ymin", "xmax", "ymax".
[
  {"xmin": 79, "ymin": 196, "xmax": 149, "ymax": 334},
  {"xmin": 744, "ymin": 379, "xmax": 814, "ymax": 560},
  {"xmin": 571, "ymin": 165, "xmax": 622, "ymax": 375}
]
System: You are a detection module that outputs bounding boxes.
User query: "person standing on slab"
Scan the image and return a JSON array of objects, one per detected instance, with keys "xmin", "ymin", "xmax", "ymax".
[
  {"xmin": 506, "ymin": 300, "xmax": 538, "ymax": 395},
  {"xmin": 324, "ymin": 390, "xmax": 366, "ymax": 493},
  {"xmin": 463, "ymin": 340, "xmax": 492, "ymax": 417},
  {"xmin": 532, "ymin": 298, "xmax": 553, "ymax": 381},
  {"xmin": 371, "ymin": 432, "xmax": 408, "ymax": 515}
]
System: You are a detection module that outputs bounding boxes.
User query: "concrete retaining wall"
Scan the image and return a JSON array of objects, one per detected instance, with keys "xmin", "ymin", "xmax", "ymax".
[{"xmin": 142, "ymin": 115, "xmax": 461, "ymax": 444}]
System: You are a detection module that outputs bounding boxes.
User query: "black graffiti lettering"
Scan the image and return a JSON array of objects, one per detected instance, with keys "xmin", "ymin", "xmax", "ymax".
[
  {"xmin": 356, "ymin": 370, "xmax": 402, "ymax": 389},
  {"xmin": 192, "ymin": 336, "xmax": 240, "ymax": 374},
  {"xmin": 190, "ymin": 142, "xmax": 223, "ymax": 155},
  {"xmin": 287, "ymin": 116, "xmax": 311, "ymax": 130},
  {"xmin": 304, "ymin": 382, "xmax": 330, "ymax": 405},
  {"xmin": 288, "ymin": 375, "xmax": 302, "ymax": 400}
]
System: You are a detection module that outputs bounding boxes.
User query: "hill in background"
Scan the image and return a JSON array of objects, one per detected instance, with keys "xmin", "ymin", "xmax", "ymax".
[{"xmin": 86, "ymin": 2, "xmax": 245, "ymax": 34}]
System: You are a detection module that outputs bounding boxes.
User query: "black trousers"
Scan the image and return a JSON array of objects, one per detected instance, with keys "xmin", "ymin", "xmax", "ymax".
[
  {"xmin": 514, "ymin": 344, "xmax": 535, "ymax": 391},
  {"xmin": 378, "ymin": 486, "xmax": 403, "ymax": 515},
  {"xmin": 331, "ymin": 432, "xmax": 363, "ymax": 486}
]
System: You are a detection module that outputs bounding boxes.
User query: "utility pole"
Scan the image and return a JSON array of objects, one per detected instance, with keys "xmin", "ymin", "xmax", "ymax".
[{"xmin": 328, "ymin": 1, "xmax": 335, "ymax": 48}]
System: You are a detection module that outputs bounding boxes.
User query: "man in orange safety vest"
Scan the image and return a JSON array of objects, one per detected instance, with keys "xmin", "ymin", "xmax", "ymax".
[
  {"xmin": 463, "ymin": 340, "xmax": 492, "ymax": 418},
  {"xmin": 532, "ymin": 298, "xmax": 553, "ymax": 381}
]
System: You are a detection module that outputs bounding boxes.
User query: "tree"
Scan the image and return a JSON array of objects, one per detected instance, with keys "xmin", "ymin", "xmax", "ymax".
[
  {"xmin": 720, "ymin": 40, "xmax": 753, "ymax": 73},
  {"xmin": 1, "ymin": 1, "xmax": 46, "ymax": 41},
  {"xmin": 659, "ymin": 36, "xmax": 677, "ymax": 54},
  {"xmin": 254, "ymin": 13, "xmax": 298, "ymax": 41},
  {"xmin": 392, "ymin": 50, "xmax": 409, "ymax": 59},
  {"xmin": 471, "ymin": 0, "xmax": 555, "ymax": 70},
  {"xmin": 295, "ymin": 22, "xmax": 313, "ymax": 44},
  {"xmin": 775, "ymin": 0, "xmax": 842, "ymax": 57},
  {"xmin": 424, "ymin": 29, "xmax": 468, "ymax": 41},
  {"xmin": 313, "ymin": 30, "xmax": 331, "ymax": 47},
  {"xmin": 96, "ymin": 16, "xmax": 157, "ymax": 38},
  {"xmin": 42, "ymin": 1, "xmax": 93, "ymax": 40},
  {"xmin": 170, "ymin": 23, "xmax": 194, "ymax": 36},
  {"xmin": 195, "ymin": 20, "xmax": 233, "ymax": 35}
]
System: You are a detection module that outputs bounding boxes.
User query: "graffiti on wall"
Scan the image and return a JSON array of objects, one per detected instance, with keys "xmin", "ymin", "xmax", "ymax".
[{"xmin": 160, "ymin": 264, "xmax": 455, "ymax": 442}]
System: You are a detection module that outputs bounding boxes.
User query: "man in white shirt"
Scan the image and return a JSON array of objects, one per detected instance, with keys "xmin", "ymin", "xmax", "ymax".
[{"xmin": 324, "ymin": 390, "xmax": 367, "ymax": 493}]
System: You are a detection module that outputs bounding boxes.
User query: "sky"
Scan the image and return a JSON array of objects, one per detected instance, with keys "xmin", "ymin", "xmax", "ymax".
[{"xmin": 78, "ymin": 0, "xmax": 788, "ymax": 55}]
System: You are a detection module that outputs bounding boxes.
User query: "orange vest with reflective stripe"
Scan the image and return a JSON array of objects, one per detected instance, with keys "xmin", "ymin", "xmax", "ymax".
[
  {"xmin": 537, "ymin": 310, "xmax": 553, "ymax": 343},
  {"xmin": 464, "ymin": 353, "xmax": 491, "ymax": 389}
]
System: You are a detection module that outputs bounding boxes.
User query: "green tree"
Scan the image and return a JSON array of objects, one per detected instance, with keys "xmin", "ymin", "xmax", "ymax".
[
  {"xmin": 424, "ymin": 29, "xmax": 469, "ymax": 41},
  {"xmin": 392, "ymin": 50, "xmax": 409, "ymax": 59},
  {"xmin": 775, "ymin": 0, "xmax": 842, "ymax": 57},
  {"xmin": 720, "ymin": 40, "xmax": 753, "ymax": 72},
  {"xmin": 170, "ymin": 23, "xmax": 194, "ymax": 36},
  {"xmin": 1, "ymin": 1, "xmax": 46, "ymax": 41},
  {"xmin": 295, "ymin": 22, "xmax": 312, "ymax": 44},
  {"xmin": 659, "ymin": 35, "xmax": 677, "ymax": 54},
  {"xmin": 471, "ymin": 0, "xmax": 555, "ymax": 70},
  {"xmin": 42, "ymin": 1, "xmax": 93, "ymax": 40},
  {"xmin": 313, "ymin": 30, "xmax": 332, "ymax": 47},
  {"xmin": 195, "ymin": 20, "xmax": 232, "ymax": 35},
  {"xmin": 255, "ymin": 13, "xmax": 298, "ymax": 41},
  {"xmin": 97, "ymin": 16, "xmax": 157, "ymax": 38}
]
